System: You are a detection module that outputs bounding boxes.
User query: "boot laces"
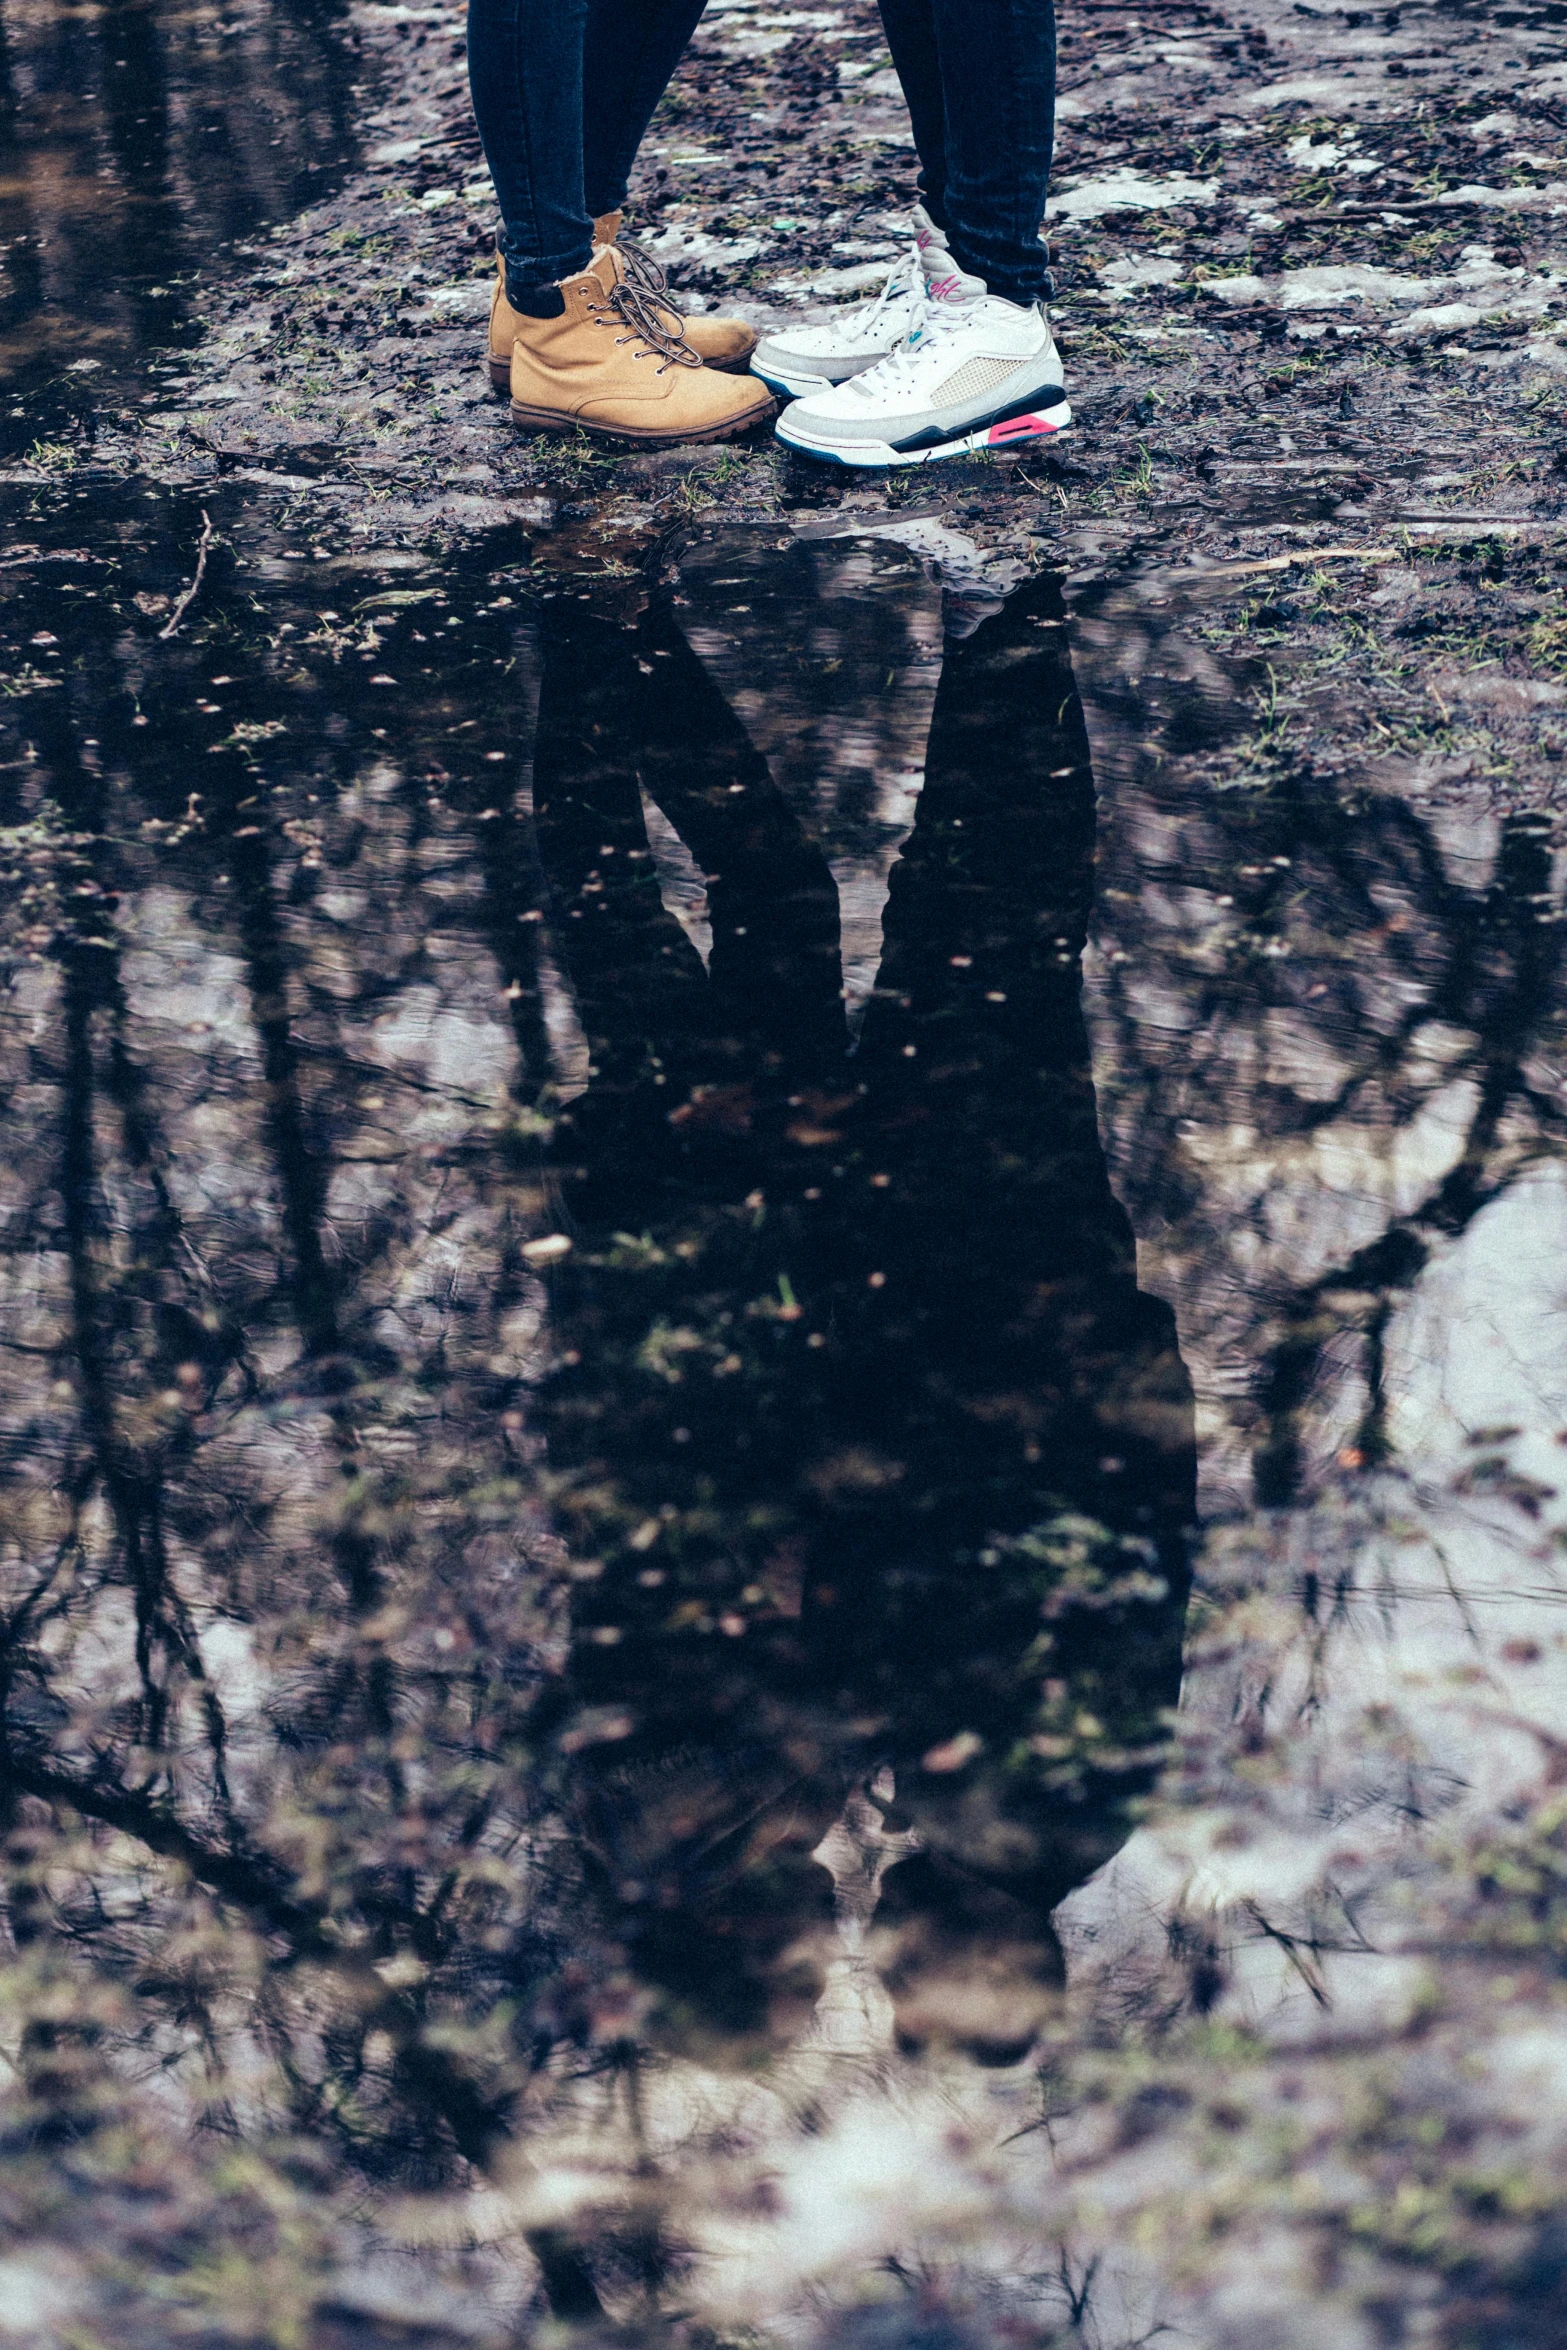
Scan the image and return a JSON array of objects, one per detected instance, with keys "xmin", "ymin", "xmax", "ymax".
[
  {"xmin": 609, "ymin": 234, "xmax": 711, "ymax": 349},
  {"xmin": 615, "ymin": 233, "xmax": 675, "ymax": 306},
  {"xmin": 588, "ymin": 277, "xmax": 702, "ymax": 372}
]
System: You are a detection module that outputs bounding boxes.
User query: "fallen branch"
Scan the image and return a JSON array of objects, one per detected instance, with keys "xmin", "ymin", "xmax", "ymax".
[
  {"xmin": 1182, "ymin": 543, "xmax": 1401, "ymax": 581},
  {"xmin": 1393, "ymin": 511, "xmax": 1567, "ymax": 527},
  {"xmin": 158, "ymin": 509, "xmax": 216, "ymax": 639},
  {"xmin": 1286, "ymin": 195, "xmax": 1567, "ymax": 222}
]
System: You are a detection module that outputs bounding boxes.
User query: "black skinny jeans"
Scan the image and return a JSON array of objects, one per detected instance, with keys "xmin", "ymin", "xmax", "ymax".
[
  {"xmin": 880, "ymin": 0, "xmax": 1057, "ymax": 303},
  {"xmin": 467, "ymin": 0, "xmax": 1056, "ymax": 306}
]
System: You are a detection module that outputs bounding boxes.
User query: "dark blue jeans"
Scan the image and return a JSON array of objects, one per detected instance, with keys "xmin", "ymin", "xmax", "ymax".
[
  {"xmin": 468, "ymin": 0, "xmax": 1055, "ymax": 306},
  {"xmin": 879, "ymin": 0, "xmax": 1056, "ymax": 304},
  {"xmin": 468, "ymin": 0, "xmax": 705, "ymax": 297}
]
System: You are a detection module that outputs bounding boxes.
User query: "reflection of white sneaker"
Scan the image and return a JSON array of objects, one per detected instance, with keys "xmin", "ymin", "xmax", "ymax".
[
  {"xmin": 774, "ymin": 285, "xmax": 1070, "ymax": 468},
  {"xmin": 751, "ymin": 206, "xmax": 964, "ymax": 399}
]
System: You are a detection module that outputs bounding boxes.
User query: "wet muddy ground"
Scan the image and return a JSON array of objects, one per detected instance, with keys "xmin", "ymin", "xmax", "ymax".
[
  {"xmin": 3, "ymin": 3, "xmax": 1567, "ymax": 2347},
  {"xmin": 16, "ymin": 0, "xmax": 1567, "ymax": 809}
]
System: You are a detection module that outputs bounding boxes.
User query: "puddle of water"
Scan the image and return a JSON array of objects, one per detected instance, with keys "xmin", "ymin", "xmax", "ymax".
[
  {"xmin": 2, "ymin": 482, "xmax": 1565, "ymax": 2341},
  {"xmin": 0, "ymin": 0, "xmax": 369, "ymax": 448}
]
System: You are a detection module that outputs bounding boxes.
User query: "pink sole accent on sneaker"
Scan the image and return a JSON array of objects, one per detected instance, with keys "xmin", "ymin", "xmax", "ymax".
[{"xmin": 987, "ymin": 414, "xmax": 1062, "ymax": 444}]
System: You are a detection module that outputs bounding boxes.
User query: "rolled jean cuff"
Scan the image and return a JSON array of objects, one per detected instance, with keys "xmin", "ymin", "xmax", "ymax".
[{"xmin": 501, "ymin": 234, "xmax": 595, "ymax": 299}]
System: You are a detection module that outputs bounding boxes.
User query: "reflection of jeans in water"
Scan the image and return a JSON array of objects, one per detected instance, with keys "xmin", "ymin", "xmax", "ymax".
[
  {"xmin": 467, "ymin": 0, "xmax": 704, "ymax": 293},
  {"xmin": 877, "ymin": 0, "xmax": 1058, "ymax": 303},
  {"xmin": 525, "ymin": 572, "xmax": 1194, "ymax": 2062}
]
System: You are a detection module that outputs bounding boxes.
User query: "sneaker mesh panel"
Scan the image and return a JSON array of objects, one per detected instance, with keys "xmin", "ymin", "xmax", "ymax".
[{"xmin": 935, "ymin": 354, "xmax": 1026, "ymax": 406}]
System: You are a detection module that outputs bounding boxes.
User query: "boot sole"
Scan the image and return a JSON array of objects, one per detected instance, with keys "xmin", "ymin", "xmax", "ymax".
[
  {"xmin": 509, "ymin": 397, "xmax": 775, "ymax": 448},
  {"xmin": 489, "ymin": 347, "xmax": 757, "ymax": 393}
]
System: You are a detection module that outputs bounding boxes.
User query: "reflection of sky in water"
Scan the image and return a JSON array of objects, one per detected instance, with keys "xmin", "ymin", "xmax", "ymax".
[{"xmin": 681, "ymin": 537, "xmax": 943, "ymax": 1030}]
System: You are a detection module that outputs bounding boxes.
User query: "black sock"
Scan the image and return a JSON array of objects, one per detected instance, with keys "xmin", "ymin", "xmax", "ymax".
[{"xmin": 506, "ymin": 281, "xmax": 566, "ymax": 318}]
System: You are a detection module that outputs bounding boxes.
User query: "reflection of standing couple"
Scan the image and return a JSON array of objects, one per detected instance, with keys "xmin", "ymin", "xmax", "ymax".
[{"xmin": 527, "ymin": 566, "xmax": 1194, "ymax": 2066}]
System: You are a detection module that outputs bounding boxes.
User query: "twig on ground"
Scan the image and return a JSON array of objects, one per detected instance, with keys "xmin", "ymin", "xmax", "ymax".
[
  {"xmin": 1220, "ymin": 543, "xmax": 1400, "ymax": 573},
  {"xmin": 159, "ymin": 510, "xmax": 216, "ymax": 639}
]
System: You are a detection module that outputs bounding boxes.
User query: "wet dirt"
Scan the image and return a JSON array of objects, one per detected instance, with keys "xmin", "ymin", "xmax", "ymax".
[{"xmin": 11, "ymin": 0, "xmax": 1564, "ymax": 822}]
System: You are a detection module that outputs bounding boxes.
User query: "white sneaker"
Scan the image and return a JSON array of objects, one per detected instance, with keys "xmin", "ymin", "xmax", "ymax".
[
  {"xmin": 773, "ymin": 285, "xmax": 1070, "ymax": 468},
  {"xmin": 750, "ymin": 206, "xmax": 965, "ymax": 400}
]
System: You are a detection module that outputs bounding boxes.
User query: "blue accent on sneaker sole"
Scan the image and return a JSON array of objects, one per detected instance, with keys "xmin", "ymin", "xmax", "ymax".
[{"xmin": 751, "ymin": 361, "xmax": 833, "ymax": 400}]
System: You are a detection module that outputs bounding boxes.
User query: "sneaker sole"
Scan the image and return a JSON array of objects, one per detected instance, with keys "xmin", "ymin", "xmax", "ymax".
[
  {"xmin": 752, "ymin": 361, "xmax": 848, "ymax": 401},
  {"xmin": 509, "ymin": 397, "xmax": 776, "ymax": 448},
  {"xmin": 750, "ymin": 357, "xmax": 885, "ymax": 401},
  {"xmin": 777, "ymin": 399, "xmax": 1071, "ymax": 468}
]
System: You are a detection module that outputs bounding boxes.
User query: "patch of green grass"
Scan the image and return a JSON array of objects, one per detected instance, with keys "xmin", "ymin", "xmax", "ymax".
[
  {"xmin": 1526, "ymin": 611, "xmax": 1567, "ymax": 673},
  {"xmin": 1058, "ymin": 321, "xmax": 1133, "ymax": 366}
]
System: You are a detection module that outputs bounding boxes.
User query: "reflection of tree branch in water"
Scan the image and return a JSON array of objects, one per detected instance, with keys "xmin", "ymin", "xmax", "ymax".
[
  {"xmin": 1084, "ymin": 663, "xmax": 1566, "ymax": 1505},
  {"xmin": 0, "ymin": 1738, "xmax": 524, "ymax": 2136},
  {"xmin": 0, "ymin": 513, "xmax": 644, "ymax": 2319},
  {"xmin": 230, "ymin": 824, "xmax": 341, "ymax": 1362},
  {"xmin": 1254, "ymin": 812, "xmax": 1562, "ymax": 1503},
  {"xmin": 1099, "ymin": 779, "xmax": 1554, "ymax": 1156},
  {"xmin": 55, "ymin": 832, "xmax": 238, "ymax": 1809}
]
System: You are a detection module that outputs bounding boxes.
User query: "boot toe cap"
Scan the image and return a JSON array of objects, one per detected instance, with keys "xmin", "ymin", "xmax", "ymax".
[{"xmin": 683, "ymin": 317, "xmax": 760, "ymax": 368}]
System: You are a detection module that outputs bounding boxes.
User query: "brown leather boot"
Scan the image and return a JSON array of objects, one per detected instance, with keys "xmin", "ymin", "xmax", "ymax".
[
  {"xmin": 593, "ymin": 210, "xmax": 759, "ymax": 373},
  {"xmin": 488, "ymin": 254, "xmax": 538, "ymax": 392},
  {"xmin": 508, "ymin": 248, "xmax": 774, "ymax": 447},
  {"xmin": 487, "ymin": 234, "xmax": 757, "ymax": 389}
]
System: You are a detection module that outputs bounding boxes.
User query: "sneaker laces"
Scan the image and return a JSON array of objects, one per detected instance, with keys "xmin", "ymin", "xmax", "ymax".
[
  {"xmin": 587, "ymin": 276, "xmax": 702, "ymax": 372},
  {"xmin": 842, "ymin": 286, "xmax": 983, "ymax": 395},
  {"xmin": 855, "ymin": 246, "xmax": 924, "ymax": 337},
  {"xmin": 785, "ymin": 247, "xmax": 926, "ymax": 356}
]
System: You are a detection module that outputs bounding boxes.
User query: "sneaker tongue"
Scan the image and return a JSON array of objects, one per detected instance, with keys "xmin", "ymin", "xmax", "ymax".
[{"xmin": 912, "ymin": 203, "xmax": 952, "ymax": 256}]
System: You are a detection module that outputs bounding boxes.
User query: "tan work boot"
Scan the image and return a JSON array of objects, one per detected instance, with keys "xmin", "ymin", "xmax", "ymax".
[
  {"xmin": 508, "ymin": 248, "xmax": 774, "ymax": 447},
  {"xmin": 486, "ymin": 232, "xmax": 757, "ymax": 390},
  {"xmin": 488, "ymin": 254, "xmax": 537, "ymax": 391},
  {"xmin": 593, "ymin": 210, "xmax": 759, "ymax": 373}
]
